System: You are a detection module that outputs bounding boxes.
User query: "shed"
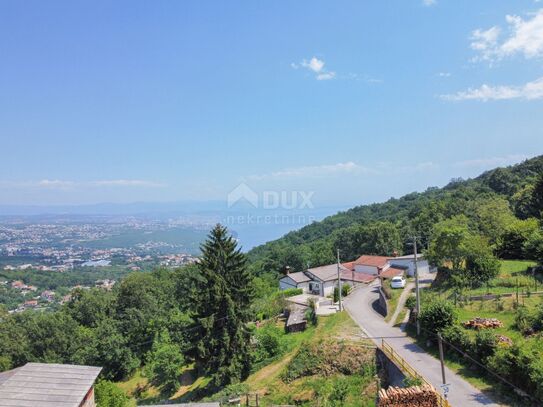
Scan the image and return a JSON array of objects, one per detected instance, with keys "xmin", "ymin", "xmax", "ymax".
[
  {"xmin": 285, "ymin": 305, "xmax": 307, "ymax": 333},
  {"xmin": 0, "ymin": 363, "xmax": 102, "ymax": 407}
]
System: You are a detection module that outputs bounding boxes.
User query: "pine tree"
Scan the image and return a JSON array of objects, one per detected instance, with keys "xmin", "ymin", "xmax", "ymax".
[{"xmin": 194, "ymin": 224, "xmax": 255, "ymax": 387}]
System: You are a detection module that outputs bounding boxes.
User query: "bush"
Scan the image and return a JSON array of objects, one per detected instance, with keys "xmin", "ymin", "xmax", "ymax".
[
  {"xmin": 342, "ymin": 283, "xmax": 351, "ymax": 297},
  {"xmin": 418, "ymin": 298, "xmax": 457, "ymax": 336},
  {"xmin": 474, "ymin": 330, "xmax": 498, "ymax": 363},
  {"xmin": 488, "ymin": 343, "xmax": 543, "ymax": 402},
  {"xmin": 405, "ymin": 295, "xmax": 417, "ymax": 311},
  {"xmin": 305, "ymin": 298, "xmax": 318, "ymax": 326},
  {"xmin": 441, "ymin": 325, "xmax": 472, "ymax": 351},
  {"xmin": 515, "ymin": 306, "xmax": 534, "ymax": 334},
  {"xmin": 95, "ymin": 380, "xmax": 131, "ymax": 407},
  {"xmin": 252, "ymin": 323, "xmax": 285, "ymax": 365},
  {"xmin": 281, "ymin": 288, "xmax": 303, "ymax": 297}
]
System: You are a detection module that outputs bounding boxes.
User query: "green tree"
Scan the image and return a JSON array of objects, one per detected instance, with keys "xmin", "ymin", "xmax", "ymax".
[
  {"xmin": 531, "ymin": 172, "xmax": 543, "ymax": 217},
  {"xmin": 145, "ymin": 330, "xmax": 184, "ymax": 393},
  {"xmin": 418, "ymin": 297, "xmax": 457, "ymax": 336},
  {"xmin": 194, "ymin": 224, "xmax": 255, "ymax": 387},
  {"xmin": 497, "ymin": 218, "xmax": 540, "ymax": 259},
  {"xmin": 473, "ymin": 197, "xmax": 516, "ymax": 245},
  {"xmin": 426, "ymin": 216, "xmax": 470, "ymax": 271},
  {"xmin": 463, "ymin": 235, "xmax": 500, "ymax": 287}
]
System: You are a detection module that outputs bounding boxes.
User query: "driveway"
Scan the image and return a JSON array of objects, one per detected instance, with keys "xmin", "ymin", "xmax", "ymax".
[{"xmin": 343, "ymin": 280, "xmax": 500, "ymax": 407}]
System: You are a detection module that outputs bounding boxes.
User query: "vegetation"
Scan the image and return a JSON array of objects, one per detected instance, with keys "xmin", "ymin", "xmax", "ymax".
[{"xmin": 248, "ymin": 156, "xmax": 543, "ymax": 276}]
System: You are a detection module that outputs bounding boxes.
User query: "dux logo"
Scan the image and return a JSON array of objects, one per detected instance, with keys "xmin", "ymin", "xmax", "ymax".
[
  {"xmin": 227, "ymin": 183, "xmax": 314, "ymax": 209},
  {"xmin": 227, "ymin": 183, "xmax": 259, "ymax": 208}
]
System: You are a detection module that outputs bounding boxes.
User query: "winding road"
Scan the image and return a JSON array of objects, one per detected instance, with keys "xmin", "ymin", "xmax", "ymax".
[{"xmin": 343, "ymin": 279, "xmax": 500, "ymax": 407}]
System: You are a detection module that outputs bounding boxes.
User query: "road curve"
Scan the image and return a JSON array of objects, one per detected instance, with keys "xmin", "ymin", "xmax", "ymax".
[{"xmin": 343, "ymin": 281, "xmax": 501, "ymax": 407}]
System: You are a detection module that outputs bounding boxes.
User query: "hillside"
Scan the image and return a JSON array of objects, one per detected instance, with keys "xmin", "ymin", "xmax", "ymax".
[{"xmin": 248, "ymin": 155, "xmax": 543, "ymax": 274}]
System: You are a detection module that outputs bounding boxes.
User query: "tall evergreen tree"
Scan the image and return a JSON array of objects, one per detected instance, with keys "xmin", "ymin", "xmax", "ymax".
[{"xmin": 194, "ymin": 224, "xmax": 254, "ymax": 388}]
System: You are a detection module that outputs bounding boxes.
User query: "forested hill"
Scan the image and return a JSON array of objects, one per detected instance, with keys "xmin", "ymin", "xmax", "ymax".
[{"xmin": 247, "ymin": 155, "xmax": 543, "ymax": 275}]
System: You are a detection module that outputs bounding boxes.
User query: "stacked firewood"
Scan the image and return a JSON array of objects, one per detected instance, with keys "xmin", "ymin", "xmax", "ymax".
[
  {"xmin": 463, "ymin": 317, "xmax": 503, "ymax": 329},
  {"xmin": 378, "ymin": 385, "xmax": 440, "ymax": 406}
]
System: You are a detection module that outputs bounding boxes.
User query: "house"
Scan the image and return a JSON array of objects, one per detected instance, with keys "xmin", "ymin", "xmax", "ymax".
[
  {"xmin": 0, "ymin": 363, "xmax": 102, "ymax": 407},
  {"xmin": 279, "ymin": 263, "xmax": 361, "ymax": 297},
  {"xmin": 305, "ymin": 264, "xmax": 350, "ymax": 296},
  {"xmin": 343, "ymin": 255, "xmax": 405, "ymax": 279},
  {"xmin": 11, "ymin": 280, "xmax": 26, "ymax": 290},
  {"xmin": 279, "ymin": 271, "xmax": 312, "ymax": 292},
  {"xmin": 388, "ymin": 254, "xmax": 430, "ymax": 277},
  {"xmin": 41, "ymin": 290, "xmax": 56, "ymax": 302},
  {"xmin": 24, "ymin": 299, "xmax": 38, "ymax": 308}
]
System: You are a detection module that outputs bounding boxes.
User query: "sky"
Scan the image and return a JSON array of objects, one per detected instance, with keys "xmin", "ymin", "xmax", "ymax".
[{"xmin": 1, "ymin": 0, "xmax": 543, "ymax": 208}]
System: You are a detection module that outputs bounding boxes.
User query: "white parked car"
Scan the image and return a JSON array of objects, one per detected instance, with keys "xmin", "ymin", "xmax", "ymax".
[{"xmin": 390, "ymin": 276, "xmax": 406, "ymax": 289}]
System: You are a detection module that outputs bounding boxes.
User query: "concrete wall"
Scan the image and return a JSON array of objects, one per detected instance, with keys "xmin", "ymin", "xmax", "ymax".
[
  {"xmin": 378, "ymin": 286, "xmax": 388, "ymax": 317},
  {"xmin": 389, "ymin": 259, "xmax": 430, "ymax": 277},
  {"xmin": 377, "ymin": 348, "xmax": 406, "ymax": 387},
  {"xmin": 322, "ymin": 280, "xmax": 337, "ymax": 297}
]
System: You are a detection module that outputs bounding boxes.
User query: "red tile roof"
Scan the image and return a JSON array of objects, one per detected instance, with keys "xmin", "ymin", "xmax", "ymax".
[
  {"xmin": 380, "ymin": 267, "xmax": 404, "ymax": 279},
  {"xmin": 353, "ymin": 255, "xmax": 390, "ymax": 268}
]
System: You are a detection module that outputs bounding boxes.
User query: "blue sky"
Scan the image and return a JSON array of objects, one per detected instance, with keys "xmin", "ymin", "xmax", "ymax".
[{"xmin": 1, "ymin": 0, "xmax": 542, "ymax": 207}]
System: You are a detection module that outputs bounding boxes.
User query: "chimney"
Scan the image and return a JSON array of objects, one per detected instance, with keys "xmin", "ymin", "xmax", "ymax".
[{"xmin": 284, "ymin": 266, "xmax": 291, "ymax": 275}]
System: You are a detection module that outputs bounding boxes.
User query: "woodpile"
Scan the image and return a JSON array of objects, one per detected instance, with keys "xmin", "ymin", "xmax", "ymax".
[
  {"xmin": 463, "ymin": 317, "xmax": 503, "ymax": 329},
  {"xmin": 378, "ymin": 384, "xmax": 440, "ymax": 406},
  {"xmin": 497, "ymin": 335, "xmax": 513, "ymax": 346}
]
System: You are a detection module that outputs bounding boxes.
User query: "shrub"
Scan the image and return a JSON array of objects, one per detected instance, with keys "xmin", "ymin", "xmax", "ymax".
[
  {"xmin": 342, "ymin": 283, "xmax": 351, "ymax": 297},
  {"xmin": 306, "ymin": 298, "xmax": 318, "ymax": 326},
  {"xmin": 281, "ymin": 288, "xmax": 303, "ymax": 297},
  {"xmin": 418, "ymin": 298, "xmax": 457, "ymax": 336},
  {"xmin": 95, "ymin": 380, "xmax": 131, "ymax": 407},
  {"xmin": 474, "ymin": 330, "xmax": 498, "ymax": 363},
  {"xmin": 441, "ymin": 325, "xmax": 472, "ymax": 351},
  {"xmin": 514, "ymin": 306, "xmax": 534, "ymax": 334},
  {"xmin": 252, "ymin": 323, "xmax": 285, "ymax": 365},
  {"xmin": 403, "ymin": 375, "xmax": 423, "ymax": 387},
  {"xmin": 405, "ymin": 295, "xmax": 417, "ymax": 311}
]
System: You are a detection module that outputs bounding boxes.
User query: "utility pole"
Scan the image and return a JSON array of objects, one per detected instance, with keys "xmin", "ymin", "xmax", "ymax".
[
  {"xmin": 413, "ymin": 236, "xmax": 421, "ymax": 336},
  {"xmin": 337, "ymin": 249, "xmax": 342, "ymax": 311},
  {"xmin": 437, "ymin": 333, "xmax": 447, "ymax": 384}
]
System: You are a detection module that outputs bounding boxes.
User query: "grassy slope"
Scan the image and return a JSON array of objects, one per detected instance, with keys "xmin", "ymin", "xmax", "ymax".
[
  {"xmin": 244, "ymin": 312, "xmax": 377, "ymax": 406},
  {"xmin": 116, "ymin": 312, "xmax": 378, "ymax": 406}
]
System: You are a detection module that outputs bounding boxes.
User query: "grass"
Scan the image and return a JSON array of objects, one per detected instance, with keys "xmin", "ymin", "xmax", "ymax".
[{"xmin": 383, "ymin": 280, "xmax": 404, "ymax": 322}]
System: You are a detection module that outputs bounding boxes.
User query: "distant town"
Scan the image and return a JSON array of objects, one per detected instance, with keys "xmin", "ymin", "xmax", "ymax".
[{"xmin": 0, "ymin": 216, "xmax": 203, "ymax": 313}]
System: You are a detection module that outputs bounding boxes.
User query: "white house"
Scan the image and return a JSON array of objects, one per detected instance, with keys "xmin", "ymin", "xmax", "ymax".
[
  {"xmin": 279, "ymin": 271, "xmax": 312, "ymax": 292},
  {"xmin": 388, "ymin": 254, "xmax": 430, "ymax": 277}
]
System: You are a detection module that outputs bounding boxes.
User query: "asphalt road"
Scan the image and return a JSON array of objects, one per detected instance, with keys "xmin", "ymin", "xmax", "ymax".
[{"xmin": 343, "ymin": 281, "xmax": 501, "ymax": 407}]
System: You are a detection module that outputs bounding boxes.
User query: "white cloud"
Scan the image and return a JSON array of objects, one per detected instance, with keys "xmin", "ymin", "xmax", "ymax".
[
  {"xmin": 37, "ymin": 179, "xmax": 76, "ymax": 188},
  {"xmin": 294, "ymin": 56, "xmax": 336, "ymax": 80},
  {"xmin": 471, "ymin": 9, "xmax": 543, "ymax": 61},
  {"xmin": 422, "ymin": 0, "xmax": 437, "ymax": 6},
  {"xmin": 316, "ymin": 72, "xmax": 336, "ymax": 81},
  {"xmin": 247, "ymin": 160, "xmax": 438, "ymax": 181},
  {"xmin": 441, "ymin": 76, "xmax": 543, "ymax": 101},
  {"xmin": 437, "ymin": 72, "xmax": 452, "ymax": 77},
  {"xmin": 301, "ymin": 57, "xmax": 325, "ymax": 73},
  {"xmin": 454, "ymin": 154, "xmax": 530, "ymax": 168},
  {"xmin": 247, "ymin": 162, "xmax": 374, "ymax": 181}
]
